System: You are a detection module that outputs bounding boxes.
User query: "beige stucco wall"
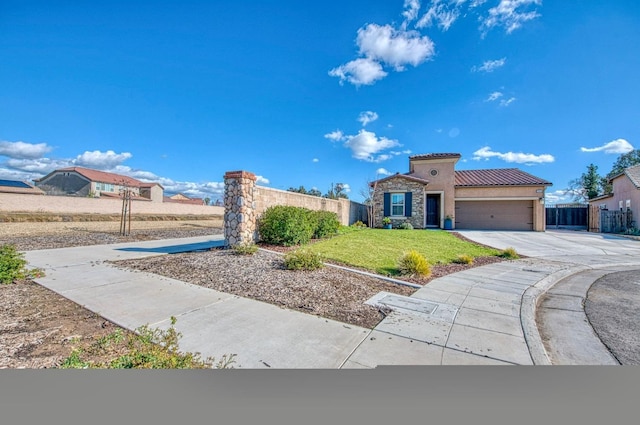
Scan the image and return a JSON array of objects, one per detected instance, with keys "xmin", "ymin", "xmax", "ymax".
[
  {"xmin": 253, "ymin": 186, "xmax": 367, "ymax": 226},
  {"xmin": 0, "ymin": 193, "xmax": 223, "ymax": 216},
  {"xmin": 455, "ymin": 185, "xmax": 546, "ymax": 231},
  {"xmin": 410, "ymin": 158, "xmax": 456, "ymax": 222},
  {"xmin": 591, "ymin": 175, "xmax": 640, "ymax": 217}
]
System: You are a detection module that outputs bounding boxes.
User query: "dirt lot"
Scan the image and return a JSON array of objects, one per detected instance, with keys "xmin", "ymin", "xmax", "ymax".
[{"xmin": 1, "ymin": 220, "xmax": 504, "ymax": 368}]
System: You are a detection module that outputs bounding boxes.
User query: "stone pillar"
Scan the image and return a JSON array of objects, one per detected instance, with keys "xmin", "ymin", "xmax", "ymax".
[{"xmin": 224, "ymin": 171, "xmax": 257, "ymax": 247}]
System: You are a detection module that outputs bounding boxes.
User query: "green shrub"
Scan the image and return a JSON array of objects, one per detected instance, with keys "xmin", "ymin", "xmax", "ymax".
[
  {"xmin": 312, "ymin": 211, "xmax": 340, "ymax": 239},
  {"xmin": 257, "ymin": 205, "xmax": 315, "ymax": 246},
  {"xmin": 499, "ymin": 247, "xmax": 520, "ymax": 259},
  {"xmin": 59, "ymin": 316, "xmax": 236, "ymax": 369},
  {"xmin": 232, "ymin": 243, "xmax": 259, "ymax": 255},
  {"xmin": 0, "ymin": 244, "xmax": 44, "ymax": 284},
  {"xmin": 397, "ymin": 222, "xmax": 414, "ymax": 230},
  {"xmin": 453, "ymin": 254, "xmax": 474, "ymax": 265},
  {"xmin": 283, "ymin": 249, "xmax": 324, "ymax": 271},
  {"xmin": 398, "ymin": 250, "xmax": 431, "ymax": 277},
  {"xmin": 351, "ymin": 220, "xmax": 367, "ymax": 228}
]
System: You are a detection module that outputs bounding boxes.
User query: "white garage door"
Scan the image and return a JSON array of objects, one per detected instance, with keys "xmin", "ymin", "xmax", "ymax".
[{"xmin": 455, "ymin": 200, "xmax": 534, "ymax": 230}]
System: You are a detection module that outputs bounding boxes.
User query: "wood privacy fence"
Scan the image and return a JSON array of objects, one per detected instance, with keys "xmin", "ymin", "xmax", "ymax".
[
  {"xmin": 545, "ymin": 204, "xmax": 588, "ymax": 229},
  {"xmin": 588, "ymin": 205, "xmax": 635, "ymax": 233}
]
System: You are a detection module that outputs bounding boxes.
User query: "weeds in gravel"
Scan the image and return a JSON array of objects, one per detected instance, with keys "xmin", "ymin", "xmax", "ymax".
[
  {"xmin": 0, "ymin": 244, "xmax": 44, "ymax": 284},
  {"xmin": 232, "ymin": 243, "xmax": 259, "ymax": 255},
  {"xmin": 453, "ymin": 254, "xmax": 474, "ymax": 265},
  {"xmin": 284, "ymin": 249, "xmax": 324, "ymax": 271},
  {"xmin": 59, "ymin": 316, "xmax": 236, "ymax": 369}
]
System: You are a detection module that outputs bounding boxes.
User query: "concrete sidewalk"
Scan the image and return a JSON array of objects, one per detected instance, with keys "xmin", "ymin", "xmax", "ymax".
[{"xmin": 23, "ymin": 231, "xmax": 640, "ymax": 367}]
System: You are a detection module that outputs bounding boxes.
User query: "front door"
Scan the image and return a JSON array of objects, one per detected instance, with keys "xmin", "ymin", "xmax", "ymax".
[{"xmin": 426, "ymin": 195, "xmax": 440, "ymax": 227}]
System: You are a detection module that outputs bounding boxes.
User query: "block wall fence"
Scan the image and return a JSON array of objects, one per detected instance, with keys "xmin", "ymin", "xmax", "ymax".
[
  {"xmin": 223, "ymin": 170, "xmax": 368, "ymax": 246},
  {"xmin": 0, "ymin": 193, "xmax": 223, "ymax": 216}
]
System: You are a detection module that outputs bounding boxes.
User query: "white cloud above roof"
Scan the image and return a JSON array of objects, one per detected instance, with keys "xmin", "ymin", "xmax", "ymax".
[
  {"xmin": 580, "ymin": 139, "xmax": 634, "ymax": 154},
  {"xmin": 0, "ymin": 140, "xmax": 53, "ymax": 159},
  {"xmin": 472, "ymin": 146, "xmax": 555, "ymax": 164}
]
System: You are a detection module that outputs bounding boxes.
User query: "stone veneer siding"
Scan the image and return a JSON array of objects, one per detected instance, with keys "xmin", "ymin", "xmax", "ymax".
[
  {"xmin": 373, "ymin": 177, "xmax": 426, "ymax": 229},
  {"xmin": 224, "ymin": 171, "xmax": 258, "ymax": 246}
]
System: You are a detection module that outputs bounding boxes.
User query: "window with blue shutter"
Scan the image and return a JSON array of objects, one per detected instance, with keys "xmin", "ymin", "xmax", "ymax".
[
  {"xmin": 405, "ymin": 192, "xmax": 412, "ymax": 217},
  {"xmin": 383, "ymin": 193, "xmax": 390, "ymax": 217}
]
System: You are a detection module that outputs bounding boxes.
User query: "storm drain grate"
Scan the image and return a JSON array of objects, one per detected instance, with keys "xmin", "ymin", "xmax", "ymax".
[{"xmin": 377, "ymin": 294, "xmax": 439, "ymax": 315}]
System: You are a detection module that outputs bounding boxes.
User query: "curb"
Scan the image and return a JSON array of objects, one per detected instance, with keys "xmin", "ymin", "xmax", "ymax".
[{"xmin": 521, "ymin": 261, "xmax": 640, "ymax": 365}]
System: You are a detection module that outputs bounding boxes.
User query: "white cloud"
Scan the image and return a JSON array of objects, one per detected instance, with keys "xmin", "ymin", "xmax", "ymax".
[
  {"xmin": 330, "ymin": 23, "xmax": 434, "ymax": 86},
  {"xmin": 544, "ymin": 189, "xmax": 577, "ymax": 205},
  {"xmin": 472, "ymin": 57, "xmax": 506, "ymax": 72},
  {"xmin": 402, "ymin": 0, "xmax": 422, "ymax": 26},
  {"xmin": 328, "ymin": 58, "xmax": 388, "ymax": 87},
  {"xmin": 472, "ymin": 146, "xmax": 555, "ymax": 164},
  {"xmin": 0, "ymin": 140, "xmax": 53, "ymax": 159},
  {"xmin": 499, "ymin": 97, "xmax": 516, "ymax": 107},
  {"xmin": 416, "ymin": 2, "xmax": 461, "ymax": 31},
  {"xmin": 256, "ymin": 175, "xmax": 270, "ymax": 185},
  {"xmin": 312, "ymin": 158, "xmax": 319, "ymax": 163},
  {"xmin": 75, "ymin": 150, "xmax": 132, "ymax": 169},
  {"xmin": 376, "ymin": 167, "xmax": 393, "ymax": 176},
  {"xmin": 342, "ymin": 183, "xmax": 351, "ymax": 193},
  {"xmin": 580, "ymin": 139, "xmax": 635, "ymax": 154},
  {"xmin": 357, "ymin": 24, "xmax": 435, "ymax": 71},
  {"xmin": 358, "ymin": 111, "xmax": 379, "ymax": 127},
  {"xmin": 324, "ymin": 130, "xmax": 346, "ymax": 142},
  {"xmin": 480, "ymin": 0, "xmax": 542, "ymax": 36},
  {"xmin": 343, "ymin": 129, "xmax": 401, "ymax": 163},
  {"xmin": 486, "ymin": 91, "xmax": 503, "ymax": 101}
]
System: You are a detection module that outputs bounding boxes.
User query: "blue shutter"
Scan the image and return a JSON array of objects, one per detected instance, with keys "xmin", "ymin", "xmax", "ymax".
[
  {"xmin": 405, "ymin": 192, "xmax": 412, "ymax": 217},
  {"xmin": 383, "ymin": 193, "xmax": 390, "ymax": 217}
]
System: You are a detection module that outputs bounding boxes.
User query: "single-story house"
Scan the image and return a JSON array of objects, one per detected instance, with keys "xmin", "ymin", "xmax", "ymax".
[
  {"xmin": 0, "ymin": 179, "xmax": 45, "ymax": 195},
  {"xmin": 34, "ymin": 167, "xmax": 164, "ymax": 202},
  {"xmin": 588, "ymin": 164, "xmax": 640, "ymax": 221},
  {"xmin": 370, "ymin": 153, "xmax": 552, "ymax": 231},
  {"xmin": 163, "ymin": 193, "xmax": 206, "ymax": 205}
]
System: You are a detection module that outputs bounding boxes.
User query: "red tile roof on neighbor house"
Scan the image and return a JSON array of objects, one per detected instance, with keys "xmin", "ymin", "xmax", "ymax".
[
  {"xmin": 610, "ymin": 164, "xmax": 640, "ymax": 189},
  {"xmin": 454, "ymin": 168, "xmax": 552, "ymax": 187},
  {"xmin": 54, "ymin": 167, "xmax": 145, "ymax": 187},
  {"xmin": 409, "ymin": 153, "xmax": 462, "ymax": 160}
]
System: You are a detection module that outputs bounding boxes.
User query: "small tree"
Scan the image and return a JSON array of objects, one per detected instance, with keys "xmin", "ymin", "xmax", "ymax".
[
  {"xmin": 608, "ymin": 149, "xmax": 640, "ymax": 178},
  {"xmin": 324, "ymin": 183, "xmax": 349, "ymax": 199},
  {"xmin": 204, "ymin": 197, "xmax": 211, "ymax": 206},
  {"xmin": 568, "ymin": 163, "xmax": 607, "ymax": 202}
]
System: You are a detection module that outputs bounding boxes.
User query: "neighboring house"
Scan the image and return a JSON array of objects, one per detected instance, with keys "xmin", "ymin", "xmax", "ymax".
[
  {"xmin": 33, "ymin": 167, "xmax": 164, "ymax": 202},
  {"xmin": 371, "ymin": 153, "xmax": 552, "ymax": 231},
  {"xmin": 163, "ymin": 193, "xmax": 206, "ymax": 205},
  {"xmin": 0, "ymin": 179, "xmax": 45, "ymax": 195},
  {"xmin": 588, "ymin": 164, "xmax": 640, "ymax": 223}
]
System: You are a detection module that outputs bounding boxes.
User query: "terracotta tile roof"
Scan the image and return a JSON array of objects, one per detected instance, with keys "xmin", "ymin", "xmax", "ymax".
[
  {"xmin": 409, "ymin": 153, "xmax": 461, "ymax": 160},
  {"xmin": 99, "ymin": 191, "xmax": 151, "ymax": 201},
  {"xmin": 370, "ymin": 172, "xmax": 430, "ymax": 186},
  {"xmin": 139, "ymin": 182, "xmax": 164, "ymax": 189},
  {"xmin": 0, "ymin": 184, "xmax": 45, "ymax": 195},
  {"xmin": 455, "ymin": 168, "xmax": 552, "ymax": 187},
  {"xmin": 54, "ymin": 167, "xmax": 145, "ymax": 187}
]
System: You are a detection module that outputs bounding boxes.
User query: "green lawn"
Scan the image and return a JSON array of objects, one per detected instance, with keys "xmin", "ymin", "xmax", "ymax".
[{"xmin": 307, "ymin": 227, "xmax": 501, "ymax": 276}]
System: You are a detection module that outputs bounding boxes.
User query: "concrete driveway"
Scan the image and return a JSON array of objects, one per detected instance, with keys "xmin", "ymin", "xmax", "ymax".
[{"xmin": 455, "ymin": 229, "xmax": 640, "ymax": 266}]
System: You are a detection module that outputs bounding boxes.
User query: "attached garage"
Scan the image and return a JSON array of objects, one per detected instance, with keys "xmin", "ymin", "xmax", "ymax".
[{"xmin": 455, "ymin": 200, "xmax": 534, "ymax": 230}]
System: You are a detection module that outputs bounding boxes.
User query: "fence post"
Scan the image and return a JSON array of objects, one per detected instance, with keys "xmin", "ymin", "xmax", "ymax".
[{"xmin": 224, "ymin": 170, "xmax": 257, "ymax": 247}]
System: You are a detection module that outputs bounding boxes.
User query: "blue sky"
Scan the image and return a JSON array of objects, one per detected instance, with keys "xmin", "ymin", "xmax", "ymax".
[{"xmin": 1, "ymin": 1, "xmax": 639, "ymax": 203}]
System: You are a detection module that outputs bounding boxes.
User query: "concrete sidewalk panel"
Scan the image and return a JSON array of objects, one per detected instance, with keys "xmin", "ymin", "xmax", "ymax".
[
  {"xmin": 345, "ymin": 331, "xmax": 444, "ymax": 367},
  {"xmin": 152, "ymin": 297, "xmax": 370, "ymax": 369},
  {"xmin": 467, "ymin": 287, "xmax": 524, "ymax": 304},
  {"xmin": 375, "ymin": 312, "xmax": 453, "ymax": 346},
  {"xmin": 53, "ymin": 273, "xmax": 235, "ymax": 330},
  {"xmin": 454, "ymin": 307, "xmax": 524, "ymax": 338},
  {"xmin": 441, "ymin": 348, "xmax": 514, "ymax": 365},
  {"xmin": 446, "ymin": 324, "xmax": 533, "ymax": 365},
  {"xmin": 34, "ymin": 264, "xmax": 140, "ymax": 292},
  {"xmin": 461, "ymin": 295, "xmax": 520, "ymax": 317}
]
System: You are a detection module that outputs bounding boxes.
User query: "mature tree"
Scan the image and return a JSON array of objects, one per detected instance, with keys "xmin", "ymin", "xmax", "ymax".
[
  {"xmin": 307, "ymin": 188, "xmax": 322, "ymax": 197},
  {"xmin": 568, "ymin": 163, "xmax": 607, "ymax": 202},
  {"xmin": 324, "ymin": 182, "xmax": 349, "ymax": 199},
  {"xmin": 607, "ymin": 149, "xmax": 640, "ymax": 177}
]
